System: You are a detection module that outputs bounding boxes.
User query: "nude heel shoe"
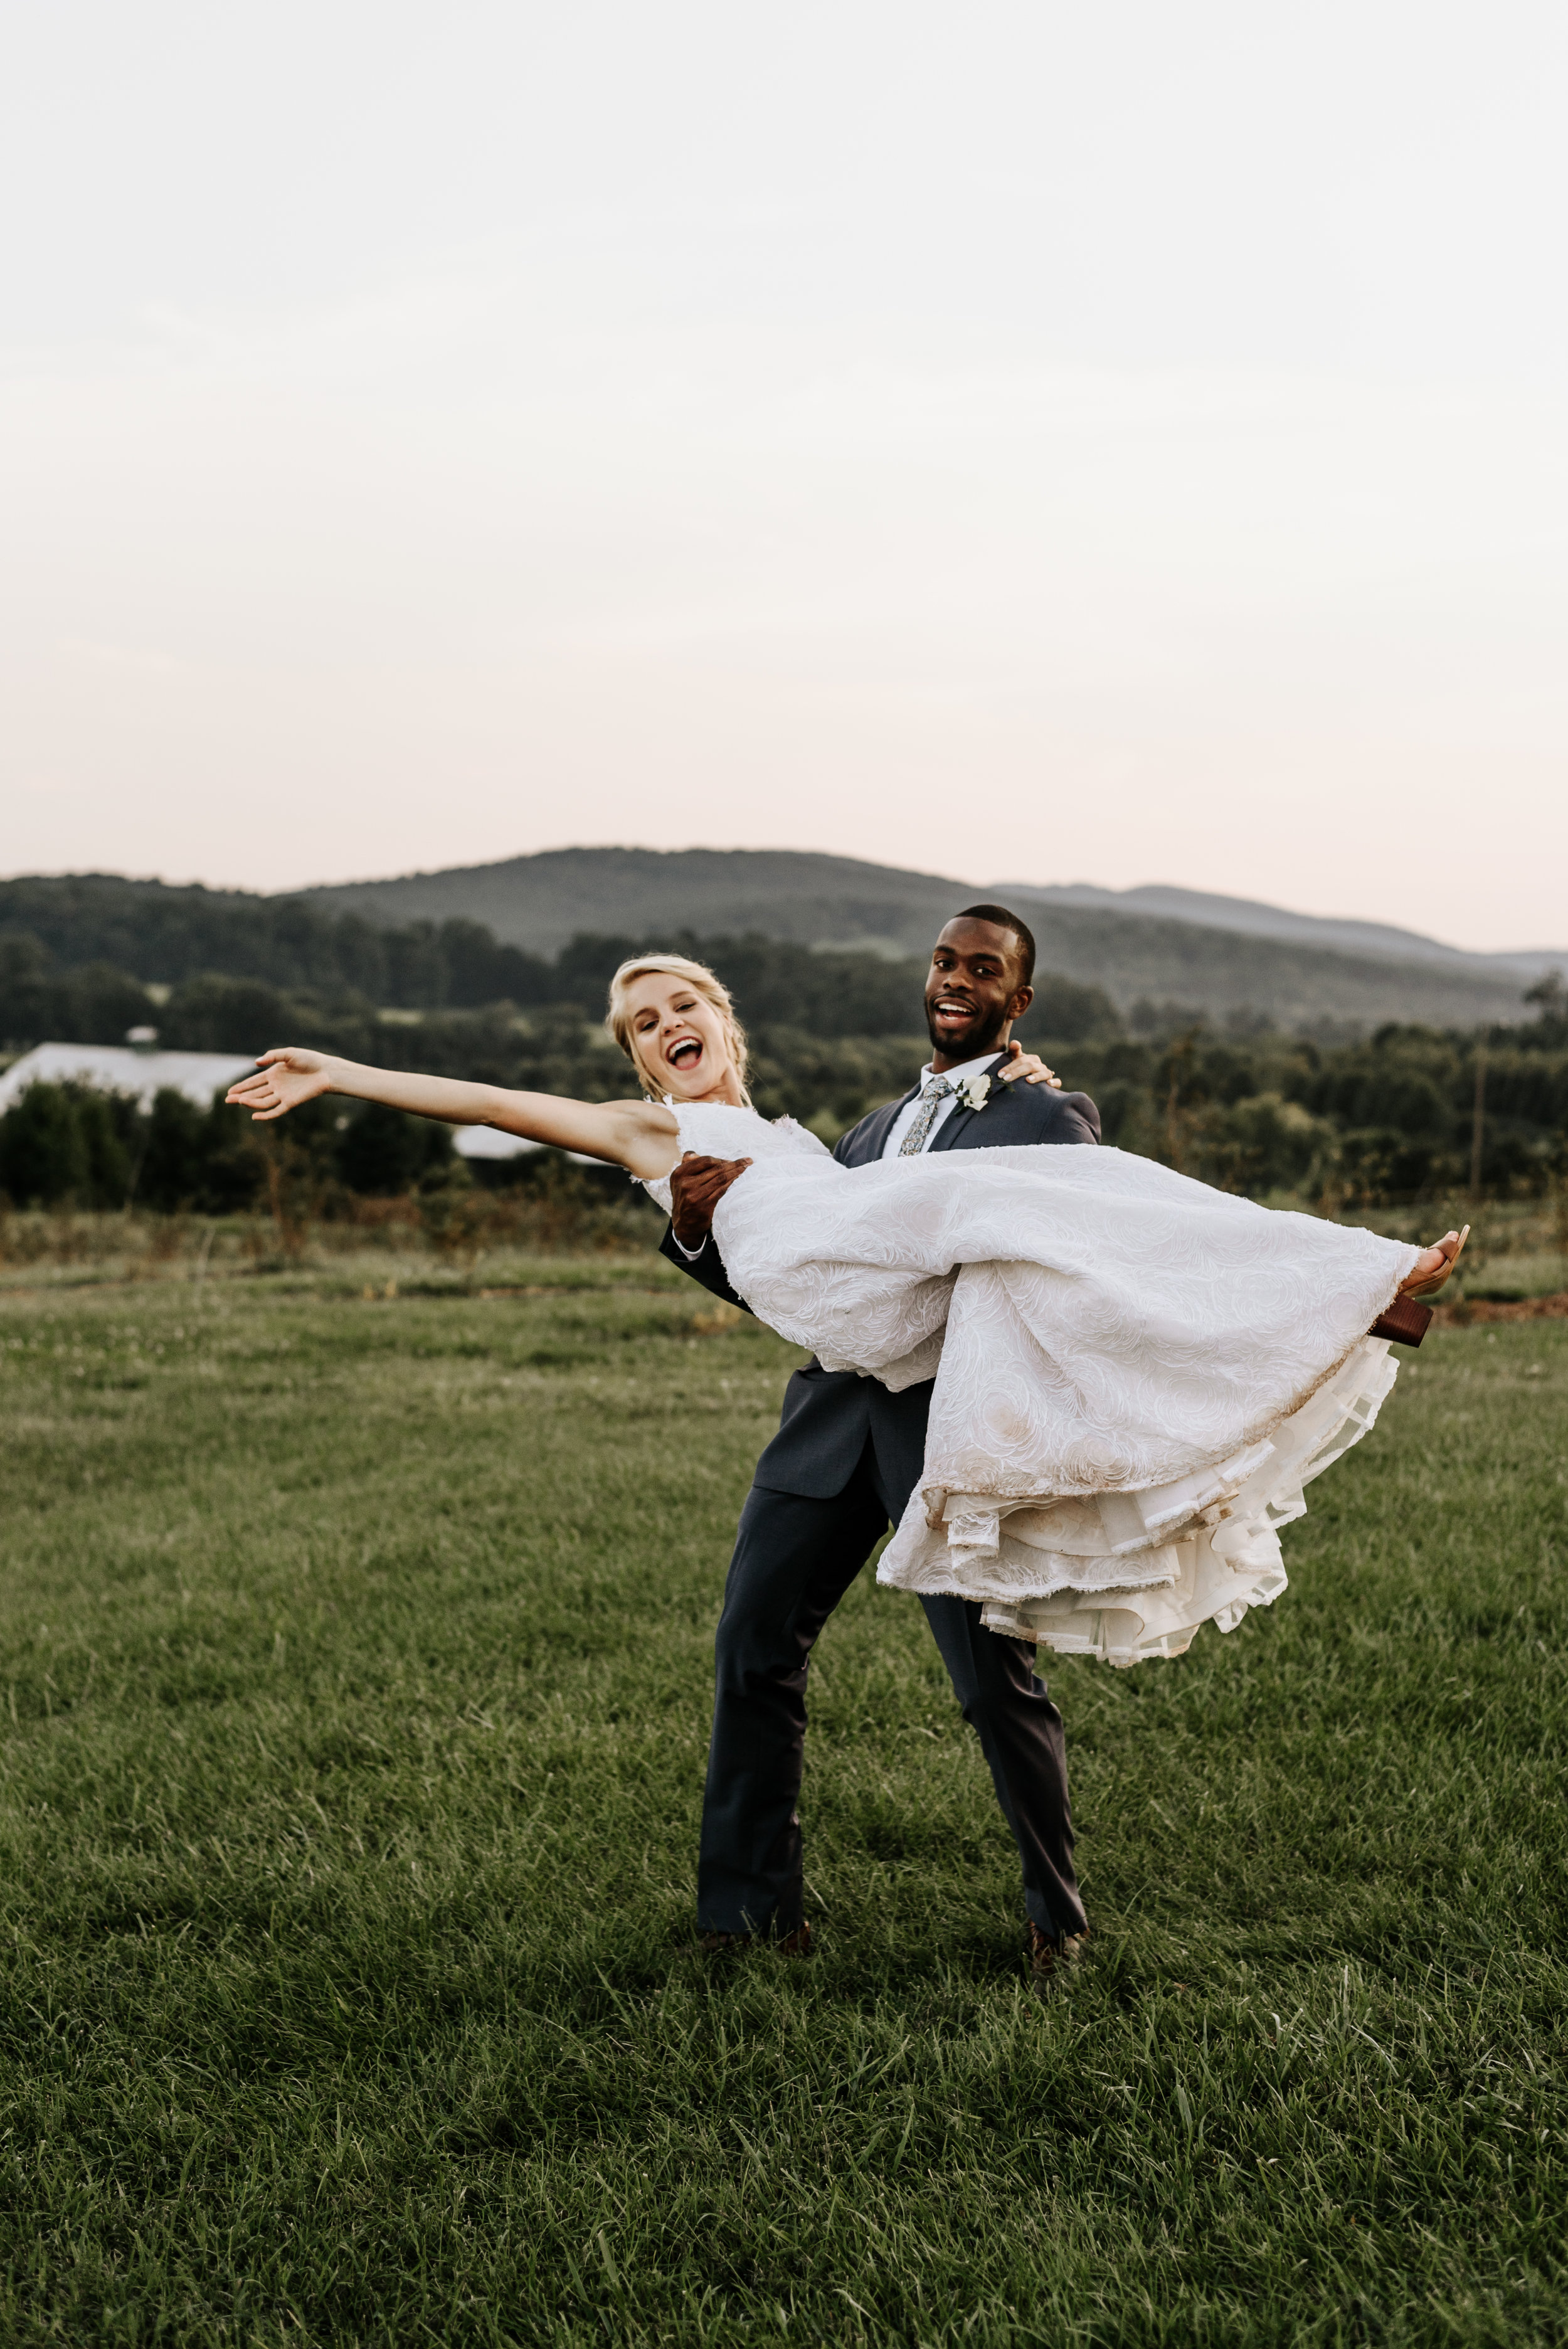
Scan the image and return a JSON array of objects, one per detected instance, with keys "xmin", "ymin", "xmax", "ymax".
[{"xmin": 1369, "ymin": 1226, "xmax": 1470, "ymax": 1348}]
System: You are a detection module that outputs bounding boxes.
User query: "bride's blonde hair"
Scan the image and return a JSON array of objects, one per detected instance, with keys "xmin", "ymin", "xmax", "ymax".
[{"xmin": 605, "ymin": 953, "xmax": 753, "ymax": 1103}]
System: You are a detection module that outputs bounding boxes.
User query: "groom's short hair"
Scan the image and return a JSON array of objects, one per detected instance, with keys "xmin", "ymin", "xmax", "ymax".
[{"xmin": 954, "ymin": 903, "xmax": 1036, "ymax": 986}]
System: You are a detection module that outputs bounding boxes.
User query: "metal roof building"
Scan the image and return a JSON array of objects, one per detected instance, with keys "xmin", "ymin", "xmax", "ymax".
[
  {"xmin": 0, "ymin": 1042, "xmax": 255, "ymax": 1115},
  {"xmin": 0, "ymin": 1042, "xmax": 548, "ymax": 1160}
]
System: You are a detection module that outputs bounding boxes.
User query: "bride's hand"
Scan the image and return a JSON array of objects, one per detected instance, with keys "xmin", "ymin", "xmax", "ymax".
[
  {"xmin": 998, "ymin": 1041, "xmax": 1062, "ymax": 1089},
  {"xmin": 1399, "ymin": 1225, "xmax": 1470, "ymax": 1298},
  {"xmin": 225, "ymin": 1047, "xmax": 338, "ymax": 1122}
]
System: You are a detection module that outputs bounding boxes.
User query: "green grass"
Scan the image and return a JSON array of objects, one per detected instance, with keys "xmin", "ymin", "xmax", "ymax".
[
  {"xmin": 1, "ymin": 1262, "xmax": 1565, "ymax": 2346},
  {"xmin": 1331, "ymin": 1197, "xmax": 1568, "ymax": 1304}
]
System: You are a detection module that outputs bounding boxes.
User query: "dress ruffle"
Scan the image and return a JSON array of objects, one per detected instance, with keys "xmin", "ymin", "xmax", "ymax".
[
  {"xmin": 880, "ymin": 1336, "xmax": 1399, "ymax": 1666},
  {"xmin": 649, "ymin": 1103, "xmax": 1418, "ymax": 1668}
]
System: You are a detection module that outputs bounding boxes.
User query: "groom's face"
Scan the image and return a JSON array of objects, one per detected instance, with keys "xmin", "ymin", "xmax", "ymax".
[{"xmin": 924, "ymin": 919, "xmax": 1034, "ymax": 1066}]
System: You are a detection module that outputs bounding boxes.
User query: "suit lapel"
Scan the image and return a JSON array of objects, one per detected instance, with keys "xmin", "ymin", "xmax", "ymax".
[
  {"xmin": 842, "ymin": 1086, "xmax": 919, "ymax": 1167},
  {"xmin": 928, "ymin": 1054, "xmax": 1008, "ymax": 1152}
]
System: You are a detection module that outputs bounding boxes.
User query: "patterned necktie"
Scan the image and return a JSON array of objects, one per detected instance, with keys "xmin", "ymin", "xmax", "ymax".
[{"xmin": 899, "ymin": 1073, "xmax": 955, "ymax": 1155}]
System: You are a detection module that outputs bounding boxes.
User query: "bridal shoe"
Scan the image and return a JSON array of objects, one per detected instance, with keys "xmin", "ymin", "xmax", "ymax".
[
  {"xmin": 1397, "ymin": 1223, "xmax": 1470, "ymax": 1300},
  {"xmin": 1372, "ymin": 1225, "xmax": 1470, "ymax": 1346}
]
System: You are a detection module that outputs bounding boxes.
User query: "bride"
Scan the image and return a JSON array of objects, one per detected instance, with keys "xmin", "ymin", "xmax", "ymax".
[{"xmin": 228, "ymin": 952, "xmax": 1464, "ymax": 1667}]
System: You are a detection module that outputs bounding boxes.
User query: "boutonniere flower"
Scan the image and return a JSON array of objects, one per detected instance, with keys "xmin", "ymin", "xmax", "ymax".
[{"xmin": 958, "ymin": 1073, "xmax": 992, "ymax": 1114}]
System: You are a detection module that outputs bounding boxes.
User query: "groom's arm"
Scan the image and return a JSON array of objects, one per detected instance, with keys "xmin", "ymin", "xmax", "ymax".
[
  {"xmin": 992, "ymin": 1081, "xmax": 1100, "ymax": 1146},
  {"xmin": 657, "ymin": 1221, "xmax": 749, "ymax": 1310},
  {"xmin": 656, "ymin": 1152, "xmax": 753, "ymax": 1312},
  {"xmin": 943, "ymin": 1082, "xmax": 1101, "ymax": 1150},
  {"xmin": 1047, "ymin": 1090, "xmax": 1100, "ymax": 1145}
]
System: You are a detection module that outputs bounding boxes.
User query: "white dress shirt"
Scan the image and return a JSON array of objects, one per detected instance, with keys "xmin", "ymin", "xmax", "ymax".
[{"xmin": 880, "ymin": 1054, "xmax": 999, "ymax": 1158}]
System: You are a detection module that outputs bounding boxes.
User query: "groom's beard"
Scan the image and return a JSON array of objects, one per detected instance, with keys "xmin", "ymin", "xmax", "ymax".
[{"xmin": 923, "ymin": 1003, "xmax": 1009, "ymax": 1061}]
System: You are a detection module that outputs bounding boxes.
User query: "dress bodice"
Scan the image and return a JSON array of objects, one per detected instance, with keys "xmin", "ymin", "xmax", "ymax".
[{"xmin": 641, "ymin": 1101, "xmax": 833, "ymax": 1214}]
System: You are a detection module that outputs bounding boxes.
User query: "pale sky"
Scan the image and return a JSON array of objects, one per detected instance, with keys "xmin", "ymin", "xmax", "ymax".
[{"xmin": 3, "ymin": 1, "xmax": 1565, "ymax": 949}]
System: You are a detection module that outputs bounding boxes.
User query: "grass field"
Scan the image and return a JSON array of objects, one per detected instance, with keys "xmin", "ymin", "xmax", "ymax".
[{"xmin": 1, "ymin": 1255, "xmax": 1564, "ymax": 2346}]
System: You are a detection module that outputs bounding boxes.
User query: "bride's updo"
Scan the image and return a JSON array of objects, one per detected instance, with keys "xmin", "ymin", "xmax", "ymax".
[{"xmin": 605, "ymin": 953, "xmax": 753, "ymax": 1103}]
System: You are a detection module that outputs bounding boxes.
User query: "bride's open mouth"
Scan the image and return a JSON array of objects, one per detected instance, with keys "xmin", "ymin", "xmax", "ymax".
[{"xmin": 666, "ymin": 1036, "xmax": 704, "ymax": 1074}]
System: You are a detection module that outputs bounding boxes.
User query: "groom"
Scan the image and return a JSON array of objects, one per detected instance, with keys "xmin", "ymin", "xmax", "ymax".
[{"xmin": 662, "ymin": 905, "xmax": 1101, "ymax": 1992}]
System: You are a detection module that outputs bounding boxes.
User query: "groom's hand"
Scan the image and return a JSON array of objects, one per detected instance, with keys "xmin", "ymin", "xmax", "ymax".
[{"xmin": 670, "ymin": 1151, "xmax": 753, "ymax": 1249}]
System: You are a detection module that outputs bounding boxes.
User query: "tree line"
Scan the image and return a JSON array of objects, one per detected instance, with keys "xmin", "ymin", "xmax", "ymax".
[
  {"xmin": 0, "ymin": 1079, "xmax": 458, "ymax": 1220},
  {"xmin": 0, "ymin": 903, "xmax": 1119, "ymax": 1049},
  {"xmin": 1, "ymin": 979, "xmax": 1564, "ymax": 1216},
  {"xmin": 1, "ymin": 866, "xmax": 1564, "ymax": 1213},
  {"xmin": 1059, "ymin": 989, "xmax": 1567, "ymax": 1201}
]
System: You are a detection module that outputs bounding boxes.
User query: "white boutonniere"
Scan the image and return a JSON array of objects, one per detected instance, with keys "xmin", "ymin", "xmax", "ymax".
[{"xmin": 958, "ymin": 1072, "xmax": 992, "ymax": 1115}]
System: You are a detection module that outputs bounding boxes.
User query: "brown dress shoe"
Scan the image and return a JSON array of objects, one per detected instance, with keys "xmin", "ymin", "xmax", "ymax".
[
  {"xmin": 1027, "ymin": 1921, "xmax": 1088, "ymax": 1996},
  {"xmin": 696, "ymin": 1921, "xmax": 813, "ymax": 1958}
]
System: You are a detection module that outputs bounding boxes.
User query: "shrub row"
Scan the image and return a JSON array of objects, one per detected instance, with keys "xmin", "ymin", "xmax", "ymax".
[
  {"xmin": 4, "ymin": 1038, "xmax": 1565, "ymax": 1222},
  {"xmin": 0, "ymin": 1085, "xmax": 453, "ymax": 1216},
  {"xmin": 0, "ymin": 925, "xmax": 1120, "ymax": 1053},
  {"xmin": 3, "ymin": 978, "xmax": 1565, "ymax": 1213}
]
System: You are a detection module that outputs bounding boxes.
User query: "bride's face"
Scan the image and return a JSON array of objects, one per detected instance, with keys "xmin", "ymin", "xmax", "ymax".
[{"xmin": 625, "ymin": 973, "xmax": 733, "ymax": 1098}]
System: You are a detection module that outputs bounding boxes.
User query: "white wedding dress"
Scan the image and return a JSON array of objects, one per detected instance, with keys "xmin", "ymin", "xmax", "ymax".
[{"xmin": 645, "ymin": 1103, "xmax": 1420, "ymax": 1667}]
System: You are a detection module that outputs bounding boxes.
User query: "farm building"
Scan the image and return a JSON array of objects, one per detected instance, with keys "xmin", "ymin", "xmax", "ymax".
[
  {"xmin": 0, "ymin": 1042, "xmax": 255, "ymax": 1115},
  {"xmin": 0, "ymin": 1041, "xmax": 541, "ymax": 1159}
]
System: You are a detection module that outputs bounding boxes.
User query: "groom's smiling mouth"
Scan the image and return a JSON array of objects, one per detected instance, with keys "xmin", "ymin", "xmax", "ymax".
[{"xmin": 931, "ymin": 995, "xmax": 978, "ymax": 1034}]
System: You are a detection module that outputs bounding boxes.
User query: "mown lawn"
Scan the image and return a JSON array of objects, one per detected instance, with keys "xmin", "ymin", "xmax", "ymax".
[{"xmin": 0, "ymin": 1259, "xmax": 1564, "ymax": 2346}]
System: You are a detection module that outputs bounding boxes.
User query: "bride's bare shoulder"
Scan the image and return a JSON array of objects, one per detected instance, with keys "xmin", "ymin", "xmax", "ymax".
[{"xmin": 607, "ymin": 1095, "xmax": 680, "ymax": 1178}]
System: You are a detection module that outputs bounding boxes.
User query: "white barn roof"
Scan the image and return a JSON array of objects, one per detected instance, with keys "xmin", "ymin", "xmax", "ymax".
[
  {"xmin": 0, "ymin": 1043, "xmax": 255, "ymax": 1114},
  {"xmin": 0, "ymin": 1042, "xmax": 585, "ymax": 1163}
]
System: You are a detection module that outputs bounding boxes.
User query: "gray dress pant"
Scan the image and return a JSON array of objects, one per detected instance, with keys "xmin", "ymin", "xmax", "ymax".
[{"xmin": 696, "ymin": 1433, "xmax": 1086, "ymax": 1943}]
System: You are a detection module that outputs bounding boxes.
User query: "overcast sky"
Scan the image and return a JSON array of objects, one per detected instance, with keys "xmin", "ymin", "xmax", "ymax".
[{"xmin": 3, "ymin": 1, "xmax": 1565, "ymax": 949}]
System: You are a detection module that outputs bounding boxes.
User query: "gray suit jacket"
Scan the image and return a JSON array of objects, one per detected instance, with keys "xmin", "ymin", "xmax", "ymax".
[{"xmin": 659, "ymin": 1058, "xmax": 1099, "ymax": 1504}]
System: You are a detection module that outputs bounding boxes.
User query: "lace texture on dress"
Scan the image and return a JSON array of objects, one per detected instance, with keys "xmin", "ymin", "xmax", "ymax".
[
  {"xmin": 644, "ymin": 1104, "xmax": 1419, "ymax": 1667},
  {"xmin": 923, "ymin": 1335, "xmax": 1400, "ymax": 1666},
  {"xmin": 699, "ymin": 1129, "xmax": 1419, "ymax": 1665}
]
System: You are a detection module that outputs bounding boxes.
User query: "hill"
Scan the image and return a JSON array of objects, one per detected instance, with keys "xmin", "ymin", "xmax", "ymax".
[
  {"xmin": 302, "ymin": 847, "xmax": 963, "ymax": 958},
  {"xmin": 1010, "ymin": 881, "xmax": 1568, "ymax": 980},
  {"xmin": 1, "ymin": 852, "xmax": 1551, "ymax": 1034},
  {"xmin": 301, "ymin": 847, "xmax": 1537, "ymax": 1031}
]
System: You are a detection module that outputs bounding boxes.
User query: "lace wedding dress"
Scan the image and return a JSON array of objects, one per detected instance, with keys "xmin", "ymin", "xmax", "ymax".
[{"xmin": 645, "ymin": 1103, "xmax": 1420, "ymax": 1667}]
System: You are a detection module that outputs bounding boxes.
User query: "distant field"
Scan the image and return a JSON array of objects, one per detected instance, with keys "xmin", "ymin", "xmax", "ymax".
[
  {"xmin": 1, "ymin": 1261, "xmax": 1564, "ymax": 2345},
  {"xmin": 2, "ymin": 1189, "xmax": 1562, "ymax": 1303}
]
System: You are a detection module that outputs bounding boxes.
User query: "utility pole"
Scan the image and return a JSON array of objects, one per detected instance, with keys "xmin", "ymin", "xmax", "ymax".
[{"xmin": 1469, "ymin": 1046, "xmax": 1487, "ymax": 1202}]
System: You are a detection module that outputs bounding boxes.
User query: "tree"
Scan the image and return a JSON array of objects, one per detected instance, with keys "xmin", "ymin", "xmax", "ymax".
[
  {"xmin": 136, "ymin": 1090, "xmax": 209, "ymax": 1211},
  {"xmin": 0, "ymin": 1084, "xmax": 88, "ymax": 1204},
  {"xmin": 335, "ymin": 1102, "xmax": 454, "ymax": 1196}
]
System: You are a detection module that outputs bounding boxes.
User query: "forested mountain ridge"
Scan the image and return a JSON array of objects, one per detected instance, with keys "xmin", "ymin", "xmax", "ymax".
[
  {"xmin": 0, "ymin": 856, "xmax": 1542, "ymax": 1032},
  {"xmin": 307, "ymin": 849, "xmax": 1567, "ymax": 983},
  {"xmin": 1010, "ymin": 881, "xmax": 1568, "ymax": 978},
  {"xmin": 0, "ymin": 873, "xmax": 552, "ymax": 1005},
  {"xmin": 299, "ymin": 847, "xmax": 1543, "ymax": 1027},
  {"xmin": 2, "ymin": 864, "xmax": 1564, "ymax": 1217},
  {"xmin": 0, "ymin": 915, "xmax": 1119, "ymax": 1058}
]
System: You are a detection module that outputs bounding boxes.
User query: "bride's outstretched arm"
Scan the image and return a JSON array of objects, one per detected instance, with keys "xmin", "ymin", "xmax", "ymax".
[{"xmin": 225, "ymin": 1047, "xmax": 679, "ymax": 1177}]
